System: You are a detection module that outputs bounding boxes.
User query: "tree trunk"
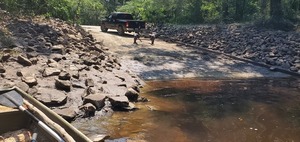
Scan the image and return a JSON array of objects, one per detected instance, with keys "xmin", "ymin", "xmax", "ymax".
[
  {"xmin": 261, "ymin": 0, "xmax": 267, "ymax": 20},
  {"xmin": 267, "ymin": 0, "xmax": 294, "ymax": 31},
  {"xmin": 270, "ymin": 0, "xmax": 283, "ymax": 20},
  {"xmin": 235, "ymin": 0, "xmax": 245, "ymax": 21},
  {"xmin": 222, "ymin": 0, "xmax": 229, "ymax": 22},
  {"xmin": 191, "ymin": 0, "xmax": 203, "ymax": 23}
]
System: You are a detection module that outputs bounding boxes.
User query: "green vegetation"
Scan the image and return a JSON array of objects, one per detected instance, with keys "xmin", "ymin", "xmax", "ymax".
[
  {"xmin": 0, "ymin": 29, "xmax": 14, "ymax": 48},
  {"xmin": 118, "ymin": 0, "xmax": 299, "ymax": 25},
  {"xmin": 0, "ymin": 0, "xmax": 299, "ymax": 29},
  {"xmin": 0, "ymin": 0, "xmax": 105, "ymax": 25}
]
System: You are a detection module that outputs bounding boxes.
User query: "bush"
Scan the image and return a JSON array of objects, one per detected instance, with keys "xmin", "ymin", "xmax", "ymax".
[{"xmin": 0, "ymin": 29, "xmax": 14, "ymax": 48}]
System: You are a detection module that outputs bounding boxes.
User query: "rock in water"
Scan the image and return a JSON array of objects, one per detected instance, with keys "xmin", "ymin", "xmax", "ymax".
[
  {"xmin": 53, "ymin": 107, "xmax": 77, "ymax": 121},
  {"xmin": 109, "ymin": 96, "xmax": 130, "ymax": 110},
  {"xmin": 79, "ymin": 103, "xmax": 96, "ymax": 117},
  {"xmin": 83, "ymin": 93, "xmax": 107, "ymax": 109},
  {"xmin": 125, "ymin": 88, "xmax": 139, "ymax": 102}
]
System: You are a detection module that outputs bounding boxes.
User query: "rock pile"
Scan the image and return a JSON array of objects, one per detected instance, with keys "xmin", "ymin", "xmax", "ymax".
[
  {"xmin": 0, "ymin": 15, "xmax": 145, "ymax": 120},
  {"xmin": 156, "ymin": 24, "xmax": 300, "ymax": 74}
]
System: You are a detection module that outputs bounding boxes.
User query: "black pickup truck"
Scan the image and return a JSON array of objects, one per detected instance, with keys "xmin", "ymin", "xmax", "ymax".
[{"xmin": 100, "ymin": 12, "xmax": 146, "ymax": 35}]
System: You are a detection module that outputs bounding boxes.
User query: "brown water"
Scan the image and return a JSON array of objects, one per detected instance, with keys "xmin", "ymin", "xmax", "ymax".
[{"xmin": 73, "ymin": 78, "xmax": 300, "ymax": 142}]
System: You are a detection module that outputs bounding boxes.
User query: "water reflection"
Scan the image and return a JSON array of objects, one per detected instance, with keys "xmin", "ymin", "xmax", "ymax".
[{"xmin": 73, "ymin": 78, "xmax": 300, "ymax": 142}]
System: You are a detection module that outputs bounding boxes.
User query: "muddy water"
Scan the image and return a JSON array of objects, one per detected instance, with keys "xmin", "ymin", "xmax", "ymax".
[{"xmin": 73, "ymin": 78, "xmax": 300, "ymax": 142}]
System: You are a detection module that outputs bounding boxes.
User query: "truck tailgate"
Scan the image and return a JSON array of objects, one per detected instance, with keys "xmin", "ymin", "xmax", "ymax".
[{"xmin": 127, "ymin": 20, "xmax": 145, "ymax": 29}]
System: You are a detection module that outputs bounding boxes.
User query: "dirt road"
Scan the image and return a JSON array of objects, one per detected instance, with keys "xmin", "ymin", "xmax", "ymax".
[{"xmin": 83, "ymin": 25, "xmax": 289, "ymax": 80}]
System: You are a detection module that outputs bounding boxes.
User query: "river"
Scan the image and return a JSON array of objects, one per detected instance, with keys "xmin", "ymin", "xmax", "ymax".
[{"xmin": 72, "ymin": 77, "xmax": 300, "ymax": 142}]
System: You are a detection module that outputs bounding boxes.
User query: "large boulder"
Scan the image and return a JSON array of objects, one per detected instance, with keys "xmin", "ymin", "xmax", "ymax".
[
  {"xmin": 34, "ymin": 88, "xmax": 67, "ymax": 106},
  {"xmin": 83, "ymin": 93, "xmax": 107, "ymax": 110}
]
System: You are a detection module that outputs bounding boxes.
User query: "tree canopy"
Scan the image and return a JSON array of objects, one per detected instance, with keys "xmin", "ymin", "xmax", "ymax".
[{"xmin": 0, "ymin": 0, "xmax": 299, "ymax": 27}]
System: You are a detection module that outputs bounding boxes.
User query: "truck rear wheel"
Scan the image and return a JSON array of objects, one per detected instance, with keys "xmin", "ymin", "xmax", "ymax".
[
  {"xmin": 117, "ymin": 26, "xmax": 125, "ymax": 35},
  {"xmin": 101, "ymin": 25, "xmax": 108, "ymax": 32}
]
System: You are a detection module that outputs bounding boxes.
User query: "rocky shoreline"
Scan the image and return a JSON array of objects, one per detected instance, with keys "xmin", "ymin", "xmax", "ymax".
[
  {"xmin": 154, "ymin": 24, "xmax": 300, "ymax": 75},
  {"xmin": 0, "ymin": 11, "xmax": 145, "ymax": 121}
]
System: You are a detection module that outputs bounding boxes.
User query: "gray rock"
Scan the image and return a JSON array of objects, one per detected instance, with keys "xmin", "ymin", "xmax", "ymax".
[
  {"xmin": 16, "ymin": 70, "xmax": 26, "ymax": 77},
  {"xmin": 72, "ymin": 80, "xmax": 85, "ymax": 88},
  {"xmin": 21, "ymin": 75, "xmax": 38, "ymax": 87},
  {"xmin": 1, "ymin": 53, "xmax": 11, "ymax": 62},
  {"xmin": 53, "ymin": 108, "xmax": 77, "ymax": 121},
  {"xmin": 17, "ymin": 55, "xmax": 32, "ymax": 66},
  {"xmin": 43, "ymin": 68, "xmax": 61, "ymax": 77},
  {"xmin": 290, "ymin": 66, "xmax": 298, "ymax": 71},
  {"xmin": 281, "ymin": 62, "xmax": 291, "ymax": 69},
  {"xmin": 92, "ymin": 65, "xmax": 101, "ymax": 70},
  {"xmin": 125, "ymin": 88, "xmax": 139, "ymax": 102},
  {"xmin": 47, "ymin": 59, "xmax": 59, "ymax": 68},
  {"xmin": 83, "ymin": 93, "xmax": 107, "ymax": 109},
  {"xmin": 0, "ymin": 64, "xmax": 5, "ymax": 73},
  {"xmin": 34, "ymin": 88, "xmax": 67, "ymax": 105},
  {"xmin": 55, "ymin": 79, "xmax": 71, "ymax": 92},
  {"xmin": 26, "ymin": 46, "xmax": 36, "ymax": 52},
  {"xmin": 83, "ymin": 58, "xmax": 98, "ymax": 66},
  {"xmin": 88, "ymin": 134, "xmax": 109, "ymax": 142},
  {"xmin": 71, "ymin": 71, "xmax": 80, "ymax": 79},
  {"xmin": 79, "ymin": 103, "xmax": 96, "ymax": 117},
  {"xmin": 85, "ymin": 78, "xmax": 94, "ymax": 87},
  {"xmin": 0, "ymin": 73, "xmax": 5, "ymax": 78},
  {"xmin": 16, "ymin": 81, "xmax": 30, "ymax": 92},
  {"xmin": 109, "ymin": 96, "xmax": 130, "ymax": 109},
  {"xmin": 295, "ymin": 63, "xmax": 300, "ymax": 69},
  {"xmin": 30, "ymin": 57, "xmax": 38, "ymax": 65},
  {"xmin": 27, "ymin": 87, "xmax": 38, "ymax": 95},
  {"xmin": 82, "ymin": 87, "xmax": 96, "ymax": 97},
  {"xmin": 52, "ymin": 44, "xmax": 65, "ymax": 54},
  {"xmin": 59, "ymin": 71, "xmax": 71, "ymax": 80},
  {"xmin": 2, "ymin": 82, "xmax": 15, "ymax": 88},
  {"xmin": 50, "ymin": 54, "xmax": 63, "ymax": 62},
  {"xmin": 102, "ymin": 85, "xmax": 127, "ymax": 96},
  {"xmin": 26, "ymin": 52, "xmax": 39, "ymax": 59}
]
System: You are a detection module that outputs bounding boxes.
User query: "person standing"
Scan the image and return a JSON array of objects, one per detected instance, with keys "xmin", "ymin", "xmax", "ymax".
[{"xmin": 149, "ymin": 32, "xmax": 156, "ymax": 45}]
